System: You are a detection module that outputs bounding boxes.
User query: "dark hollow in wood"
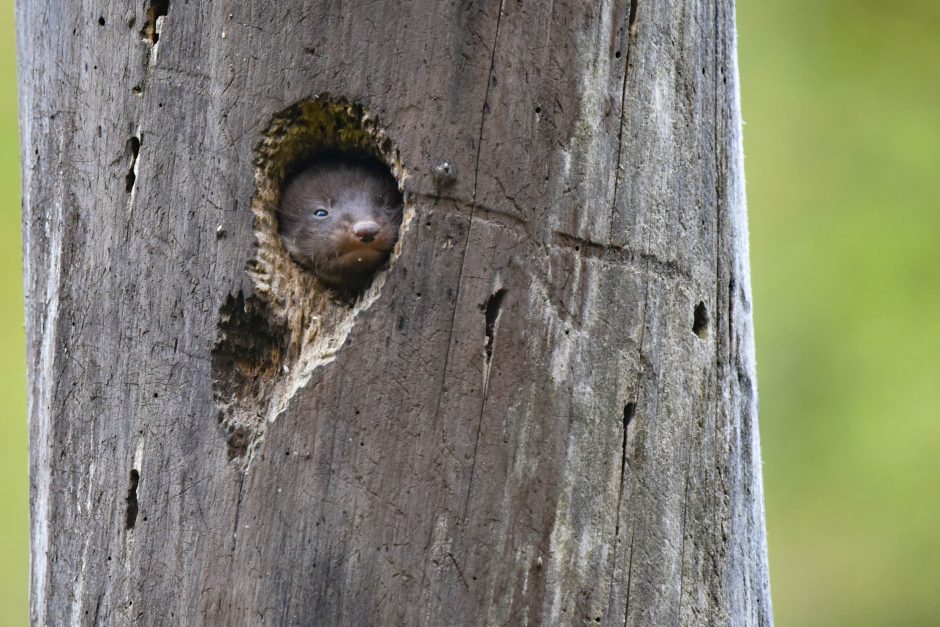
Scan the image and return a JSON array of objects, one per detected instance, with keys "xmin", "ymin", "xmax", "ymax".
[
  {"xmin": 125, "ymin": 469, "xmax": 140, "ymax": 530},
  {"xmin": 693, "ymin": 300, "xmax": 710, "ymax": 338},
  {"xmin": 141, "ymin": 0, "xmax": 169, "ymax": 44}
]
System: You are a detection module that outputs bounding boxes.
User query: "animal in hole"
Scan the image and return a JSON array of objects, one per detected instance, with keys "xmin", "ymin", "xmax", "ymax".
[{"xmin": 278, "ymin": 155, "xmax": 403, "ymax": 289}]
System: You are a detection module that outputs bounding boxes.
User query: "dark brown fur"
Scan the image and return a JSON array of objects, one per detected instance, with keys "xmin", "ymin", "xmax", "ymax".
[{"xmin": 278, "ymin": 155, "xmax": 403, "ymax": 289}]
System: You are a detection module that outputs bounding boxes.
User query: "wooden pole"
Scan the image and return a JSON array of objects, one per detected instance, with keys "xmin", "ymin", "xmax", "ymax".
[{"xmin": 18, "ymin": 0, "xmax": 772, "ymax": 624}]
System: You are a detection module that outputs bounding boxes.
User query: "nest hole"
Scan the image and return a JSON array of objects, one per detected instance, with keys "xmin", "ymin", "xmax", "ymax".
[
  {"xmin": 252, "ymin": 96, "xmax": 407, "ymax": 302},
  {"xmin": 212, "ymin": 96, "xmax": 407, "ymax": 466}
]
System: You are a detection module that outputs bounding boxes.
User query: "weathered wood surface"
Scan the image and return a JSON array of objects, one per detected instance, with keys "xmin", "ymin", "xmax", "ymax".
[{"xmin": 19, "ymin": 0, "xmax": 772, "ymax": 625}]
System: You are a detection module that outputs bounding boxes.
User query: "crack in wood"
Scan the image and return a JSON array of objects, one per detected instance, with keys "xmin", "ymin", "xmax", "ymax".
[
  {"xmin": 608, "ymin": 0, "xmax": 642, "ymax": 246},
  {"xmin": 614, "ymin": 403, "xmax": 636, "ymax": 539},
  {"xmin": 552, "ymin": 230, "xmax": 690, "ymax": 281},
  {"xmin": 428, "ymin": 0, "xmax": 508, "ymax": 530},
  {"xmin": 411, "ymin": 193, "xmax": 690, "ymax": 283}
]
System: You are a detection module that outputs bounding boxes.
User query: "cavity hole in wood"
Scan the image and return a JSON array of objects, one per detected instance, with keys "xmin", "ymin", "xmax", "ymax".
[
  {"xmin": 125, "ymin": 469, "xmax": 140, "ymax": 529},
  {"xmin": 693, "ymin": 300, "xmax": 709, "ymax": 339},
  {"xmin": 212, "ymin": 97, "xmax": 407, "ymax": 467},
  {"xmin": 98, "ymin": 16, "xmax": 105, "ymax": 26},
  {"xmin": 483, "ymin": 289, "xmax": 507, "ymax": 362},
  {"xmin": 212, "ymin": 292, "xmax": 288, "ymax": 462},
  {"xmin": 534, "ymin": 105, "xmax": 542, "ymax": 114},
  {"xmin": 261, "ymin": 99, "xmax": 406, "ymax": 300},
  {"xmin": 615, "ymin": 50, "xmax": 622, "ymax": 59},
  {"xmin": 432, "ymin": 160, "xmax": 457, "ymax": 188},
  {"xmin": 623, "ymin": 402, "xmax": 636, "ymax": 430},
  {"xmin": 141, "ymin": 0, "xmax": 169, "ymax": 43},
  {"xmin": 125, "ymin": 136, "xmax": 140, "ymax": 193}
]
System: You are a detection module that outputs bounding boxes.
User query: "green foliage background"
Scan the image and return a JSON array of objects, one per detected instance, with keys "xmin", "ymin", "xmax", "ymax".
[
  {"xmin": 1, "ymin": 1, "xmax": 938, "ymax": 625},
  {"xmin": 739, "ymin": 0, "xmax": 940, "ymax": 625},
  {"xmin": 0, "ymin": 3, "xmax": 28, "ymax": 625}
]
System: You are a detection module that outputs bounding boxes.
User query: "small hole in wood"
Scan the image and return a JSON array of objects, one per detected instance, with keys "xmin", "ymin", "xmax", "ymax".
[
  {"xmin": 693, "ymin": 301, "xmax": 709, "ymax": 339},
  {"xmin": 125, "ymin": 136, "xmax": 140, "ymax": 193},
  {"xmin": 623, "ymin": 403, "xmax": 636, "ymax": 429},
  {"xmin": 482, "ymin": 289, "xmax": 507, "ymax": 362},
  {"xmin": 125, "ymin": 469, "xmax": 140, "ymax": 529},
  {"xmin": 98, "ymin": 16, "xmax": 106, "ymax": 26},
  {"xmin": 534, "ymin": 106, "xmax": 542, "ymax": 114},
  {"xmin": 615, "ymin": 50, "xmax": 622, "ymax": 59}
]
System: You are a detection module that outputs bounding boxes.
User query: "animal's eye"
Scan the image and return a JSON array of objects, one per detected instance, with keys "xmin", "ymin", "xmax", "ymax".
[{"xmin": 314, "ymin": 209, "xmax": 329, "ymax": 218}]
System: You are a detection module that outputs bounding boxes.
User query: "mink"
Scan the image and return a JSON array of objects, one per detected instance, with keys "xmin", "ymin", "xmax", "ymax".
[{"xmin": 277, "ymin": 155, "xmax": 403, "ymax": 289}]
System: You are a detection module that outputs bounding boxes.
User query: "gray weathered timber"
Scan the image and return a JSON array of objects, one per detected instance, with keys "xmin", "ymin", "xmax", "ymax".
[{"xmin": 18, "ymin": 0, "xmax": 772, "ymax": 625}]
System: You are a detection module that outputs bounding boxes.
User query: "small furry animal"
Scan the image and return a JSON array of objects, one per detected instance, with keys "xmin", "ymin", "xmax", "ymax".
[{"xmin": 278, "ymin": 155, "xmax": 403, "ymax": 289}]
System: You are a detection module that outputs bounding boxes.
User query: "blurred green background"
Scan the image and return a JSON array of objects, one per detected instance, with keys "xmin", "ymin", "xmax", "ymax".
[
  {"xmin": 739, "ymin": 0, "xmax": 940, "ymax": 625},
  {"xmin": 1, "ymin": 1, "xmax": 938, "ymax": 625},
  {"xmin": 1, "ymin": 1, "xmax": 28, "ymax": 625}
]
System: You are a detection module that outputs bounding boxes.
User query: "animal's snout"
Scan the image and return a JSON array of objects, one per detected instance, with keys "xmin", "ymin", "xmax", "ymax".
[{"xmin": 352, "ymin": 220, "xmax": 381, "ymax": 243}]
